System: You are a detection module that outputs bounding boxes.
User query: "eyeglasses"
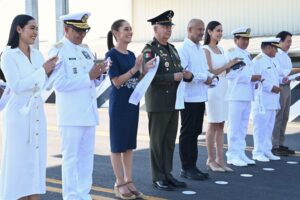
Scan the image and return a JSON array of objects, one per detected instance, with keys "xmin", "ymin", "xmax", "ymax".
[{"xmin": 69, "ymin": 26, "xmax": 90, "ymax": 34}]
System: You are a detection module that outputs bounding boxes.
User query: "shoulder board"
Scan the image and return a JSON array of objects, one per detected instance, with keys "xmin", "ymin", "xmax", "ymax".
[
  {"xmin": 146, "ymin": 40, "xmax": 155, "ymax": 46},
  {"xmin": 168, "ymin": 43, "xmax": 175, "ymax": 47},
  {"xmin": 228, "ymin": 47, "xmax": 234, "ymax": 52},
  {"xmin": 54, "ymin": 41, "xmax": 63, "ymax": 49},
  {"xmin": 253, "ymin": 54, "xmax": 262, "ymax": 60},
  {"xmin": 79, "ymin": 43, "xmax": 89, "ymax": 48}
]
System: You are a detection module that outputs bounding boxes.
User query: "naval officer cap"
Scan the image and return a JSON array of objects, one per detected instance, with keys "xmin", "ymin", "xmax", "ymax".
[
  {"xmin": 147, "ymin": 10, "xmax": 174, "ymax": 26},
  {"xmin": 232, "ymin": 27, "xmax": 251, "ymax": 38},
  {"xmin": 261, "ymin": 37, "xmax": 281, "ymax": 48},
  {"xmin": 60, "ymin": 12, "xmax": 91, "ymax": 30}
]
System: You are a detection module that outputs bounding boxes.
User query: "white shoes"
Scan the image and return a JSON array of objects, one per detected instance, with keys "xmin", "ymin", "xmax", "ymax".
[
  {"xmin": 252, "ymin": 155, "xmax": 270, "ymax": 162},
  {"xmin": 265, "ymin": 152, "xmax": 280, "ymax": 160},
  {"xmin": 227, "ymin": 157, "xmax": 248, "ymax": 167},
  {"xmin": 240, "ymin": 153, "xmax": 256, "ymax": 165}
]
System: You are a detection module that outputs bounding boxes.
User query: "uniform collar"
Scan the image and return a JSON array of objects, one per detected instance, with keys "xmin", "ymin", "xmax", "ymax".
[
  {"xmin": 63, "ymin": 36, "xmax": 79, "ymax": 48},
  {"xmin": 184, "ymin": 37, "xmax": 201, "ymax": 48},
  {"xmin": 235, "ymin": 45, "xmax": 249, "ymax": 55},
  {"xmin": 277, "ymin": 48, "xmax": 288, "ymax": 55},
  {"xmin": 262, "ymin": 52, "xmax": 273, "ymax": 61}
]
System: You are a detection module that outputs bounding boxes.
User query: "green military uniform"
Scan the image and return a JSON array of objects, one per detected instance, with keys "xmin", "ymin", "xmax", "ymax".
[{"xmin": 142, "ymin": 37, "xmax": 183, "ymax": 181}]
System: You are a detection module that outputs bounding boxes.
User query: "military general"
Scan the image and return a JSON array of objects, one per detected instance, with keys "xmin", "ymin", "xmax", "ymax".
[{"xmin": 142, "ymin": 10, "xmax": 193, "ymax": 191}]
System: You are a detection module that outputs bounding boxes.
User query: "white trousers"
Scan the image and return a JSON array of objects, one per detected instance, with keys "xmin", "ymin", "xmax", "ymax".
[
  {"xmin": 226, "ymin": 101, "xmax": 251, "ymax": 159},
  {"xmin": 252, "ymin": 110, "xmax": 276, "ymax": 157},
  {"xmin": 60, "ymin": 126, "xmax": 96, "ymax": 200}
]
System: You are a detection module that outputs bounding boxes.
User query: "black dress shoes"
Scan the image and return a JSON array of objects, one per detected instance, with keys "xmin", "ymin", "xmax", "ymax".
[
  {"xmin": 180, "ymin": 168, "xmax": 208, "ymax": 180},
  {"xmin": 167, "ymin": 177, "xmax": 187, "ymax": 188},
  {"xmin": 279, "ymin": 145, "xmax": 295, "ymax": 155},
  {"xmin": 272, "ymin": 148, "xmax": 289, "ymax": 156},
  {"xmin": 153, "ymin": 180, "xmax": 173, "ymax": 191},
  {"xmin": 195, "ymin": 167, "xmax": 210, "ymax": 179}
]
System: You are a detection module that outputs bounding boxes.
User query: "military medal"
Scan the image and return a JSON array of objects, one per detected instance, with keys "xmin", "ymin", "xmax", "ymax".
[
  {"xmin": 165, "ymin": 62, "xmax": 169, "ymax": 68},
  {"xmin": 73, "ymin": 67, "xmax": 78, "ymax": 74}
]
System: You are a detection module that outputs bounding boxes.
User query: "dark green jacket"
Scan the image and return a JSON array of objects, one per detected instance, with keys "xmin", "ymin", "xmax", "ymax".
[{"xmin": 142, "ymin": 38, "xmax": 183, "ymax": 112}]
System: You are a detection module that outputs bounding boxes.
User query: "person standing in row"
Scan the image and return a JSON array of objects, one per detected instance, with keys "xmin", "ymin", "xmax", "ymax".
[
  {"xmin": 272, "ymin": 31, "xmax": 296, "ymax": 156},
  {"xmin": 225, "ymin": 27, "xmax": 261, "ymax": 167},
  {"xmin": 203, "ymin": 21, "xmax": 238, "ymax": 172},
  {"xmin": 252, "ymin": 38, "xmax": 282, "ymax": 162},
  {"xmin": 177, "ymin": 18, "xmax": 211, "ymax": 180},
  {"xmin": 105, "ymin": 19, "xmax": 155, "ymax": 199},
  {"xmin": 142, "ymin": 10, "xmax": 193, "ymax": 191},
  {"xmin": 49, "ymin": 12, "xmax": 107, "ymax": 200},
  {"xmin": 0, "ymin": 14, "xmax": 57, "ymax": 200}
]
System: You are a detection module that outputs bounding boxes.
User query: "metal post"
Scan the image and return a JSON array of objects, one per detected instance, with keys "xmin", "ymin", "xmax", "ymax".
[
  {"xmin": 55, "ymin": 0, "xmax": 69, "ymax": 42},
  {"xmin": 25, "ymin": 0, "xmax": 39, "ymax": 49}
]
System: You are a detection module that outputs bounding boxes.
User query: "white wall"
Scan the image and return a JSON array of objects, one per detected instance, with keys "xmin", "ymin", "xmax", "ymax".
[{"xmin": 132, "ymin": 0, "xmax": 300, "ymax": 41}]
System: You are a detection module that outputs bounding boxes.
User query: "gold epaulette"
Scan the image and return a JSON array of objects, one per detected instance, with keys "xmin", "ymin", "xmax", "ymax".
[
  {"xmin": 253, "ymin": 54, "xmax": 262, "ymax": 60},
  {"xmin": 54, "ymin": 41, "xmax": 63, "ymax": 49},
  {"xmin": 228, "ymin": 47, "xmax": 234, "ymax": 52},
  {"xmin": 80, "ymin": 43, "xmax": 89, "ymax": 48}
]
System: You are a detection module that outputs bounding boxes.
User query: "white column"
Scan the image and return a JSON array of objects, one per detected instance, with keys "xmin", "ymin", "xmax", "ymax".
[
  {"xmin": 25, "ymin": 0, "xmax": 39, "ymax": 48},
  {"xmin": 55, "ymin": 0, "xmax": 69, "ymax": 42}
]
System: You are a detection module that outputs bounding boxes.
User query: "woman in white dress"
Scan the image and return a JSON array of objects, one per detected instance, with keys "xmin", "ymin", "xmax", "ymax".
[
  {"xmin": 203, "ymin": 21, "xmax": 239, "ymax": 172},
  {"xmin": 0, "ymin": 14, "xmax": 57, "ymax": 200}
]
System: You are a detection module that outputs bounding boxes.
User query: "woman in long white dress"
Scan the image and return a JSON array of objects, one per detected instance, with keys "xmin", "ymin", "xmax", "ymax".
[
  {"xmin": 203, "ymin": 21, "xmax": 239, "ymax": 172},
  {"xmin": 0, "ymin": 14, "xmax": 57, "ymax": 200}
]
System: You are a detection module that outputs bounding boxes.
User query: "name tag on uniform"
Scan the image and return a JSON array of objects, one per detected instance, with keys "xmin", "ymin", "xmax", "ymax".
[
  {"xmin": 69, "ymin": 57, "xmax": 76, "ymax": 60},
  {"xmin": 82, "ymin": 51, "xmax": 91, "ymax": 59}
]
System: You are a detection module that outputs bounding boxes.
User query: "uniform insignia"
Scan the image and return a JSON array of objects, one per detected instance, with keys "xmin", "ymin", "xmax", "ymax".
[
  {"xmin": 54, "ymin": 42, "xmax": 63, "ymax": 48},
  {"xmin": 267, "ymin": 67, "xmax": 271, "ymax": 69},
  {"xmin": 254, "ymin": 54, "xmax": 262, "ymax": 60},
  {"xmin": 81, "ymin": 51, "xmax": 91, "ymax": 59},
  {"xmin": 165, "ymin": 62, "xmax": 169, "ymax": 68},
  {"xmin": 73, "ymin": 67, "xmax": 78, "ymax": 74},
  {"xmin": 69, "ymin": 57, "xmax": 76, "ymax": 60},
  {"xmin": 144, "ymin": 52, "xmax": 152, "ymax": 59}
]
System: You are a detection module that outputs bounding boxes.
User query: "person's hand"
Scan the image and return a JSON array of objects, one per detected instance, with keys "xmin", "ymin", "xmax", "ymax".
[
  {"xmin": 204, "ymin": 76, "xmax": 213, "ymax": 85},
  {"xmin": 89, "ymin": 62, "xmax": 104, "ymax": 80},
  {"xmin": 271, "ymin": 86, "xmax": 281, "ymax": 94},
  {"xmin": 226, "ymin": 57, "xmax": 241, "ymax": 69},
  {"xmin": 182, "ymin": 70, "xmax": 193, "ymax": 80},
  {"xmin": 43, "ymin": 56, "xmax": 58, "ymax": 75},
  {"xmin": 251, "ymin": 75, "xmax": 262, "ymax": 82},
  {"xmin": 174, "ymin": 72, "xmax": 183, "ymax": 81},
  {"xmin": 282, "ymin": 76, "xmax": 290, "ymax": 84},
  {"xmin": 143, "ymin": 57, "xmax": 156, "ymax": 75},
  {"xmin": 134, "ymin": 54, "xmax": 143, "ymax": 71}
]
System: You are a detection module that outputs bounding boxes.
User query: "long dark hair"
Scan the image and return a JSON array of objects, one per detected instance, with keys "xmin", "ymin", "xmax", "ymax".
[
  {"xmin": 107, "ymin": 19, "xmax": 126, "ymax": 50},
  {"xmin": 204, "ymin": 21, "xmax": 221, "ymax": 45},
  {"xmin": 7, "ymin": 14, "xmax": 35, "ymax": 49}
]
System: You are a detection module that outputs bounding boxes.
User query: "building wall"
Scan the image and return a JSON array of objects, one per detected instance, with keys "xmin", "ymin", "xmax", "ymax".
[{"xmin": 132, "ymin": 0, "xmax": 300, "ymax": 41}]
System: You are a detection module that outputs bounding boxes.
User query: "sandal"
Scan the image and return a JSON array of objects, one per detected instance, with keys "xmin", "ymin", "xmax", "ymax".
[
  {"xmin": 126, "ymin": 181, "xmax": 144, "ymax": 199},
  {"xmin": 114, "ymin": 183, "xmax": 136, "ymax": 200}
]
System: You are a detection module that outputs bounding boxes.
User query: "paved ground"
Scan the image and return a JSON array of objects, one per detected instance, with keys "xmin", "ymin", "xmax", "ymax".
[{"xmin": 1, "ymin": 104, "xmax": 300, "ymax": 200}]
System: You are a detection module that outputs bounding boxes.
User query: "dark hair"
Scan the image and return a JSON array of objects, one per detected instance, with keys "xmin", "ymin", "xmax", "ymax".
[
  {"xmin": 0, "ymin": 52, "xmax": 5, "ymax": 81},
  {"xmin": 276, "ymin": 31, "xmax": 292, "ymax": 42},
  {"xmin": 107, "ymin": 19, "xmax": 126, "ymax": 50},
  {"xmin": 204, "ymin": 21, "xmax": 221, "ymax": 45},
  {"xmin": 7, "ymin": 14, "xmax": 35, "ymax": 49}
]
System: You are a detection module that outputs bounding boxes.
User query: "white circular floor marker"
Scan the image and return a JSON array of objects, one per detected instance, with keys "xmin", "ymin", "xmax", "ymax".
[
  {"xmin": 263, "ymin": 168, "xmax": 275, "ymax": 171},
  {"xmin": 287, "ymin": 161, "xmax": 298, "ymax": 165},
  {"xmin": 240, "ymin": 174, "xmax": 253, "ymax": 177},
  {"xmin": 215, "ymin": 181, "xmax": 228, "ymax": 185},
  {"xmin": 182, "ymin": 191, "xmax": 196, "ymax": 195}
]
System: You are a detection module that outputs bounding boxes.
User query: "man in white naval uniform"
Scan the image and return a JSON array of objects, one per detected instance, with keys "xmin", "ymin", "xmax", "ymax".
[
  {"xmin": 49, "ymin": 12, "xmax": 107, "ymax": 200},
  {"xmin": 252, "ymin": 38, "xmax": 283, "ymax": 162},
  {"xmin": 225, "ymin": 27, "xmax": 261, "ymax": 167}
]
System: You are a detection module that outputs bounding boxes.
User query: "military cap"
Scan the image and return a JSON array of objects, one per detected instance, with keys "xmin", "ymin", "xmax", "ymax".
[
  {"xmin": 147, "ymin": 10, "xmax": 174, "ymax": 26},
  {"xmin": 232, "ymin": 27, "xmax": 251, "ymax": 38},
  {"xmin": 261, "ymin": 37, "xmax": 280, "ymax": 48},
  {"xmin": 60, "ymin": 12, "xmax": 91, "ymax": 30}
]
